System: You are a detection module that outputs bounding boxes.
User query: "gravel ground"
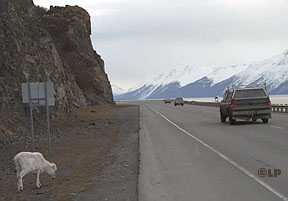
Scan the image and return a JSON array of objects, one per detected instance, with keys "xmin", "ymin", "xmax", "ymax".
[{"xmin": 0, "ymin": 104, "xmax": 139, "ymax": 201}]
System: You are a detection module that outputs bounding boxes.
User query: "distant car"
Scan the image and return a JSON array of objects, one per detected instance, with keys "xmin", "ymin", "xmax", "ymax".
[
  {"xmin": 174, "ymin": 97, "xmax": 184, "ymax": 106},
  {"xmin": 220, "ymin": 88, "xmax": 272, "ymax": 124},
  {"xmin": 164, "ymin": 99, "xmax": 172, "ymax": 104}
]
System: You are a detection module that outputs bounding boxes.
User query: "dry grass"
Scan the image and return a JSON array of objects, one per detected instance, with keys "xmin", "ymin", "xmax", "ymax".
[{"xmin": 0, "ymin": 104, "xmax": 138, "ymax": 201}]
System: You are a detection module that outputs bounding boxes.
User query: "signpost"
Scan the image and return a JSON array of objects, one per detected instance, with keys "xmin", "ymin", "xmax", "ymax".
[
  {"xmin": 22, "ymin": 81, "xmax": 55, "ymax": 153},
  {"xmin": 27, "ymin": 81, "xmax": 35, "ymax": 150},
  {"xmin": 45, "ymin": 81, "xmax": 51, "ymax": 154}
]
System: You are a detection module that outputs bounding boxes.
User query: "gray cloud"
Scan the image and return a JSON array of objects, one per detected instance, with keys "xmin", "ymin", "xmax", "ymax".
[{"xmin": 34, "ymin": 0, "xmax": 288, "ymax": 89}]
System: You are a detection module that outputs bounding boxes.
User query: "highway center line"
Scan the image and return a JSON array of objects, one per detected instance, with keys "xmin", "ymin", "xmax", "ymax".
[
  {"xmin": 270, "ymin": 125, "xmax": 285, "ymax": 130},
  {"xmin": 145, "ymin": 104, "xmax": 288, "ymax": 201}
]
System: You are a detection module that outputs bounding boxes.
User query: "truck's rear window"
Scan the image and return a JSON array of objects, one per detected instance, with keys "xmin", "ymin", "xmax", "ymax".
[{"xmin": 234, "ymin": 89, "xmax": 266, "ymax": 99}]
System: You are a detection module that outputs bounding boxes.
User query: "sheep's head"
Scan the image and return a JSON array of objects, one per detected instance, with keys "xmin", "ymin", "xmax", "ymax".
[{"xmin": 47, "ymin": 163, "xmax": 57, "ymax": 178}]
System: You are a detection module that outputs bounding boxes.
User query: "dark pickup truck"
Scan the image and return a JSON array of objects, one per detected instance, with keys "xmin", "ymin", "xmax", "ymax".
[{"xmin": 220, "ymin": 88, "xmax": 272, "ymax": 124}]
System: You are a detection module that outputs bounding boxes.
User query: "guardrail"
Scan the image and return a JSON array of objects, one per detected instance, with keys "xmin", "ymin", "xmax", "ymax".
[
  {"xmin": 272, "ymin": 104, "xmax": 288, "ymax": 113},
  {"xmin": 184, "ymin": 101, "xmax": 288, "ymax": 113},
  {"xmin": 184, "ymin": 101, "xmax": 219, "ymax": 107}
]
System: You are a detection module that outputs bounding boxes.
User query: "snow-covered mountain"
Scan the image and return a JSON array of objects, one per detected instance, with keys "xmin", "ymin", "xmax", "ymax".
[
  {"xmin": 115, "ymin": 50, "xmax": 288, "ymax": 100},
  {"xmin": 111, "ymin": 84, "xmax": 127, "ymax": 96}
]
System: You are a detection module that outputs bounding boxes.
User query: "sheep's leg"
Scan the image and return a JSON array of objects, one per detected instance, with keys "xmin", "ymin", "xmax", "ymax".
[
  {"xmin": 16, "ymin": 170, "xmax": 20, "ymax": 190},
  {"xmin": 18, "ymin": 170, "xmax": 28, "ymax": 191},
  {"xmin": 36, "ymin": 170, "xmax": 41, "ymax": 188},
  {"xmin": 15, "ymin": 160, "xmax": 21, "ymax": 191},
  {"xmin": 17, "ymin": 176, "xmax": 21, "ymax": 192},
  {"xmin": 17, "ymin": 174, "xmax": 23, "ymax": 191}
]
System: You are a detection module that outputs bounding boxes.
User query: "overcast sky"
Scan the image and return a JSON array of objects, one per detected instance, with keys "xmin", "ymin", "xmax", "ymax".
[{"xmin": 34, "ymin": 0, "xmax": 288, "ymax": 89}]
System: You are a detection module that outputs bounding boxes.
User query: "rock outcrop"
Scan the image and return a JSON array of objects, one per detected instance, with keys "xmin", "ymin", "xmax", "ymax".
[{"xmin": 0, "ymin": 0, "xmax": 113, "ymax": 113}]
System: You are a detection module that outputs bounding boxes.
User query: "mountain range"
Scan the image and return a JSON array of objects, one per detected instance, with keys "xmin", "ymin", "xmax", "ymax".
[
  {"xmin": 115, "ymin": 50, "xmax": 288, "ymax": 100},
  {"xmin": 111, "ymin": 84, "xmax": 127, "ymax": 96}
]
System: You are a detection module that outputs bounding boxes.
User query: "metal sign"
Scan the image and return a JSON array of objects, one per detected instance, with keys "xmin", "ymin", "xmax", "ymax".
[
  {"xmin": 21, "ymin": 81, "xmax": 55, "ymax": 154},
  {"xmin": 21, "ymin": 81, "xmax": 55, "ymax": 106}
]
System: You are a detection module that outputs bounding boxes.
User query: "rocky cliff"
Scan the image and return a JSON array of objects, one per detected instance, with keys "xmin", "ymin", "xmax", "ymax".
[{"xmin": 0, "ymin": 0, "xmax": 113, "ymax": 114}]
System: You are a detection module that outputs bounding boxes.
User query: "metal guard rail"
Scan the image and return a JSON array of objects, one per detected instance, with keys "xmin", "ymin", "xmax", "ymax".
[
  {"xmin": 272, "ymin": 104, "xmax": 288, "ymax": 113},
  {"xmin": 184, "ymin": 101, "xmax": 288, "ymax": 113}
]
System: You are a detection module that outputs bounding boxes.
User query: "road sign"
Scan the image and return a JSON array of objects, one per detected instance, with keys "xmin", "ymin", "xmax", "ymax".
[
  {"xmin": 21, "ymin": 81, "xmax": 55, "ymax": 106},
  {"xmin": 21, "ymin": 81, "xmax": 55, "ymax": 153}
]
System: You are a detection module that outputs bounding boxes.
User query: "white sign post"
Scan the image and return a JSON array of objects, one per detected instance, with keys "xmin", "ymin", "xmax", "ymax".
[
  {"xmin": 22, "ymin": 81, "xmax": 55, "ymax": 153},
  {"xmin": 45, "ymin": 81, "xmax": 51, "ymax": 154},
  {"xmin": 27, "ymin": 81, "xmax": 35, "ymax": 150}
]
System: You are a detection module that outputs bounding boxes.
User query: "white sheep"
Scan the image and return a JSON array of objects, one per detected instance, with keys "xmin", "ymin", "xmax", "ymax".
[{"xmin": 14, "ymin": 152, "xmax": 57, "ymax": 191}]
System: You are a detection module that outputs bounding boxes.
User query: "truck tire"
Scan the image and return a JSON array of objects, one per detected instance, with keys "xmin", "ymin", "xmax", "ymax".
[
  {"xmin": 229, "ymin": 116, "xmax": 236, "ymax": 125},
  {"xmin": 220, "ymin": 112, "xmax": 226, "ymax": 123},
  {"xmin": 262, "ymin": 118, "xmax": 269, "ymax": 124}
]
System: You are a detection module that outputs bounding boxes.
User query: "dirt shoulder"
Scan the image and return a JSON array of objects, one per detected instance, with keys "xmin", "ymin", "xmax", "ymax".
[{"xmin": 0, "ymin": 104, "xmax": 139, "ymax": 201}]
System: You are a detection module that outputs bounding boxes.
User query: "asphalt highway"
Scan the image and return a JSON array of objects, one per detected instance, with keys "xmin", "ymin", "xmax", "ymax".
[{"xmin": 138, "ymin": 101, "xmax": 288, "ymax": 201}]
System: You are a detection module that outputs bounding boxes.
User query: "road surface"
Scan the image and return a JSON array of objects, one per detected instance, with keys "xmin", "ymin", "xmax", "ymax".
[{"xmin": 138, "ymin": 101, "xmax": 288, "ymax": 201}]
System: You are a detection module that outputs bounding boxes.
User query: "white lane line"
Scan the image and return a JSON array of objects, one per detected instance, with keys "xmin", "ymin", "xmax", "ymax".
[
  {"xmin": 270, "ymin": 125, "xmax": 285, "ymax": 130},
  {"xmin": 146, "ymin": 105, "xmax": 288, "ymax": 201}
]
